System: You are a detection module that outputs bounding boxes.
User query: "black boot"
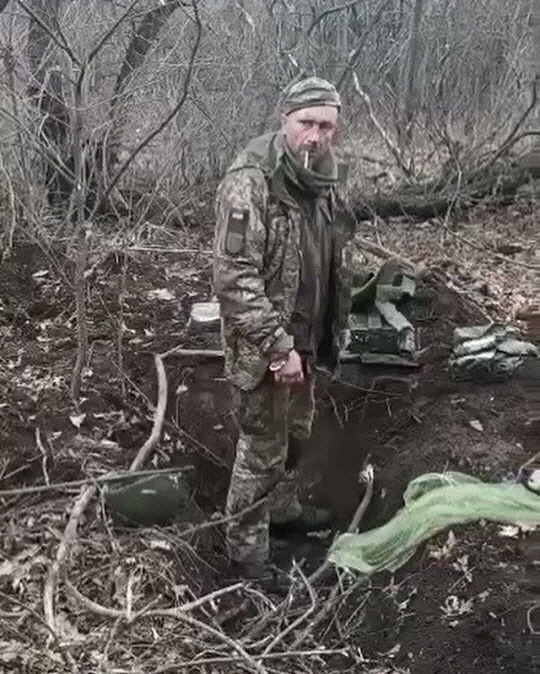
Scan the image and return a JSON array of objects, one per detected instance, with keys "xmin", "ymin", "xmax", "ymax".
[{"xmin": 270, "ymin": 504, "xmax": 332, "ymax": 536}]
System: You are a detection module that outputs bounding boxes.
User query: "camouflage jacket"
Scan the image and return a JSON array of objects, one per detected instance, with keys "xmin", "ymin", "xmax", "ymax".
[{"xmin": 213, "ymin": 132, "xmax": 356, "ymax": 390}]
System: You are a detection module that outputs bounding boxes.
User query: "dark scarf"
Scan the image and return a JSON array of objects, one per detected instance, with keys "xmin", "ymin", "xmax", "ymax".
[{"xmin": 278, "ymin": 134, "xmax": 338, "ymax": 198}]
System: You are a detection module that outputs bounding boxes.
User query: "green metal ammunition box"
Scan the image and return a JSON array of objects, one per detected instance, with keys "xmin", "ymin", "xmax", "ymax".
[{"xmin": 347, "ymin": 309, "xmax": 402, "ymax": 354}]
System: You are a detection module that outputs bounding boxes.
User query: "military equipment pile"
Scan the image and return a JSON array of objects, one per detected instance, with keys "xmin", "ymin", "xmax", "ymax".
[{"xmin": 450, "ymin": 323, "xmax": 539, "ymax": 382}]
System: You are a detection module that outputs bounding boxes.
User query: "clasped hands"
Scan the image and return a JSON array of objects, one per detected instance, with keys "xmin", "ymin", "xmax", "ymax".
[{"xmin": 269, "ymin": 349, "xmax": 304, "ymax": 385}]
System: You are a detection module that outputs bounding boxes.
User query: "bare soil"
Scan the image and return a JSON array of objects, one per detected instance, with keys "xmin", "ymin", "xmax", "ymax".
[{"xmin": 0, "ymin": 199, "xmax": 539, "ymax": 673}]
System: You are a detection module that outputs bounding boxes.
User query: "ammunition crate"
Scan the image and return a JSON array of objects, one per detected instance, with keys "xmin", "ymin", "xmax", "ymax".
[{"xmin": 347, "ymin": 310, "xmax": 402, "ymax": 354}]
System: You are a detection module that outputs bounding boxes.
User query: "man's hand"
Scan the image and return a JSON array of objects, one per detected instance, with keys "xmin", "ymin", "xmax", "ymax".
[{"xmin": 270, "ymin": 349, "xmax": 304, "ymax": 385}]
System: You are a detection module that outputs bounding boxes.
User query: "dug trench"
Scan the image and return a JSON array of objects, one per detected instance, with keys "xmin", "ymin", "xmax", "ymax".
[
  {"xmin": 172, "ymin": 289, "xmax": 539, "ymax": 673},
  {"xmin": 1, "ymin": 237, "xmax": 539, "ymax": 673}
]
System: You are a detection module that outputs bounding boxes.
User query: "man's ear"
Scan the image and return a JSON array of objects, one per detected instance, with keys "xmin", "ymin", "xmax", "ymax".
[{"xmin": 280, "ymin": 112, "xmax": 288, "ymax": 128}]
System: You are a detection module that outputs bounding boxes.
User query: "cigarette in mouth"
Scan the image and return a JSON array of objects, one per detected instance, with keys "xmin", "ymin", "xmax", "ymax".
[{"xmin": 303, "ymin": 151, "xmax": 309, "ymax": 169}]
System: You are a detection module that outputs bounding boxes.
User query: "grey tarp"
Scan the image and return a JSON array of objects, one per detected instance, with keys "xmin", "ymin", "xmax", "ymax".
[{"xmin": 329, "ymin": 472, "xmax": 540, "ymax": 574}]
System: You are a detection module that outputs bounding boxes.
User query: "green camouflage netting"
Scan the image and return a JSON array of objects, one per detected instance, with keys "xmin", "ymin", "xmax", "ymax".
[{"xmin": 329, "ymin": 471, "xmax": 540, "ymax": 574}]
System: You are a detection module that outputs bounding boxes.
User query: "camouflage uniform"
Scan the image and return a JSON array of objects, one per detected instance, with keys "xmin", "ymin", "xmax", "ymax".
[{"xmin": 214, "ymin": 91, "xmax": 356, "ymax": 565}]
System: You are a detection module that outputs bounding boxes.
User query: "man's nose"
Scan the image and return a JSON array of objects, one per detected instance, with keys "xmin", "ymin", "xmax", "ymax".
[{"xmin": 305, "ymin": 126, "xmax": 320, "ymax": 146}]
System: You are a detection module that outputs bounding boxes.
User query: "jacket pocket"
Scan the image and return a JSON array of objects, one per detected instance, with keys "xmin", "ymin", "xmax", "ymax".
[{"xmin": 229, "ymin": 336, "xmax": 269, "ymax": 391}]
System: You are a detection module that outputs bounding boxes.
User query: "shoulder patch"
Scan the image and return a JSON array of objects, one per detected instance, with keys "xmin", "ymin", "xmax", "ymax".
[{"xmin": 225, "ymin": 208, "xmax": 249, "ymax": 254}]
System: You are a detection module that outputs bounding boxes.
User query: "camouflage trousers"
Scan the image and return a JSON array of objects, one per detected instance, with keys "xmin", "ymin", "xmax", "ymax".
[{"xmin": 226, "ymin": 371, "xmax": 315, "ymax": 564}]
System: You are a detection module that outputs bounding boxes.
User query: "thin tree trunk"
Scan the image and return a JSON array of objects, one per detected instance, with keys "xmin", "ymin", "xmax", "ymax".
[
  {"xmin": 527, "ymin": 0, "xmax": 540, "ymax": 157},
  {"xmin": 398, "ymin": 0, "xmax": 424, "ymax": 150},
  {"xmin": 114, "ymin": 1, "xmax": 180, "ymax": 98},
  {"xmin": 105, "ymin": 1, "xmax": 181, "ymax": 191},
  {"xmin": 70, "ymin": 77, "xmax": 89, "ymax": 404},
  {"xmin": 26, "ymin": 0, "xmax": 71, "ymax": 207}
]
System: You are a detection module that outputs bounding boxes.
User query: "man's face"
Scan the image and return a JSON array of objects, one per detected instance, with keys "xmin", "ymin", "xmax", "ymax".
[{"xmin": 281, "ymin": 105, "xmax": 339, "ymax": 164}]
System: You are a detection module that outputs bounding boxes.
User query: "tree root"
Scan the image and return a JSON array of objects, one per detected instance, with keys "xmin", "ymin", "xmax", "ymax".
[{"xmin": 43, "ymin": 353, "xmax": 168, "ymax": 637}]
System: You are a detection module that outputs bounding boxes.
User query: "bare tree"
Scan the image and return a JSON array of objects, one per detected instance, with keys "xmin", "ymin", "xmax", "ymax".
[
  {"xmin": 397, "ymin": 0, "xmax": 424, "ymax": 151},
  {"xmin": 0, "ymin": 0, "xmax": 202, "ymax": 402},
  {"xmin": 0, "ymin": 0, "xmax": 535, "ymax": 235},
  {"xmin": 521, "ymin": 0, "xmax": 540, "ymax": 174}
]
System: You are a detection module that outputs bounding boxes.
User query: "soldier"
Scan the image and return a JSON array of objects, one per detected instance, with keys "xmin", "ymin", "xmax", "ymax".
[{"xmin": 213, "ymin": 77, "xmax": 357, "ymax": 577}]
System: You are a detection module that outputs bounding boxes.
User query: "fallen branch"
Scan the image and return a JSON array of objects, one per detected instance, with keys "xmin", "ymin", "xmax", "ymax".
[
  {"xmin": 160, "ymin": 345, "xmax": 224, "ymax": 359},
  {"xmin": 43, "ymin": 484, "xmax": 97, "ymax": 634},
  {"xmin": 178, "ymin": 496, "xmax": 268, "ymax": 537},
  {"xmin": 127, "ymin": 247, "xmax": 212, "ymax": 254},
  {"xmin": 65, "ymin": 581, "xmax": 268, "ymax": 674},
  {"xmin": 436, "ymin": 217, "xmax": 540, "ymax": 272},
  {"xmin": 352, "ymin": 170, "xmax": 530, "ymax": 222},
  {"xmin": 65, "ymin": 579, "xmax": 244, "ymax": 622},
  {"xmin": 154, "ymin": 648, "xmax": 349, "ymax": 671},
  {"xmin": 157, "ymin": 612, "xmax": 270, "ymax": 674},
  {"xmin": 291, "ymin": 580, "xmax": 343, "ymax": 650},
  {"xmin": 43, "ymin": 352, "xmax": 168, "ymax": 636},
  {"xmin": 0, "ymin": 466, "xmax": 194, "ymax": 498},
  {"xmin": 309, "ymin": 463, "xmax": 374, "ymax": 585},
  {"xmin": 283, "ymin": 466, "xmax": 375, "ymax": 649},
  {"xmin": 129, "ymin": 353, "xmax": 167, "ymax": 472},
  {"xmin": 246, "ymin": 467, "xmax": 375, "ymax": 648},
  {"xmin": 527, "ymin": 603, "xmax": 540, "ymax": 636},
  {"xmin": 517, "ymin": 451, "xmax": 540, "ymax": 484},
  {"xmin": 353, "ymin": 233, "xmax": 418, "ymax": 269},
  {"xmin": 260, "ymin": 564, "xmax": 316, "ymax": 657},
  {"xmin": 349, "ymin": 464, "xmax": 375, "ymax": 532},
  {"xmin": 35, "ymin": 428, "xmax": 49, "ymax": 486},
  {"xmin": 0, "ymin": 590, "xmax": 76, "ymax": 670}
]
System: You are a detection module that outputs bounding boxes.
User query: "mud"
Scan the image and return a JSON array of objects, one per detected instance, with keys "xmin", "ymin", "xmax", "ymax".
[
  {"xmin": 1, "ymin": 220, "xmax": 540, "ymax": 673},
  {"xmin": 168, "ymin": 348, "xmax": 538, "ymax": 673}
]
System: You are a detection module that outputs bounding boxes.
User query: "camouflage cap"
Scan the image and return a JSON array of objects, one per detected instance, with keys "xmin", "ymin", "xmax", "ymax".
[{"xmin": 280, "ymin": 77, "xmax": 341, "ymax": 115}]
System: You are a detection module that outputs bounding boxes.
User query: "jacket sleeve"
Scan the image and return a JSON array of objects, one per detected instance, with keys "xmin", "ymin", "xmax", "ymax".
[{"xmin": 213, "ymin": 168, "xmax": 293, "ymax": 359}]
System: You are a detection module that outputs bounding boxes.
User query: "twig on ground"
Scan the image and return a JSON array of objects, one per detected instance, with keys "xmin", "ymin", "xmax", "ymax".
[
  {"xmin": 160, "ymin": 346, "xmax": 224, "ymax": 359},
  {"xmin": 127, "ymin": 247, "xmax": 212, "ymax": 254},
  {"xmin": 260, "ymin": 563, "xmax": 317, "ymax": 657},
  {"xmin": 65, "ymin": 579, "xmax": 244, "ymax": 622},
  {"xmin": 353, "ymin": 233, "xmax": 418, "ymax": 270},
  {"xmin": 35, "ymin": 428, "xmax": 49, "ymax": 486},
  {"xmin": 167, "ymin": 612, "xmax": 270, "ymax": 674},
  {"xmin": 279, "ymin": 466, "xmax": 375, "ymax": 650},
  {"xmin": 291, "ymin": 578, "xmax": 343, "ymax": 650},
  {"xmin": 437, "ymin": 217, "xmax": 540, "ymax": 272},
  {"xmin": 349, "ymin": 464, "xmax": 375, "ymax": 532},
  {"xmin": 0, "ymin": 590, "xmax": 76, "ymax": 669},
  {"xmin": 43, "ymin": 483, "xmax": 97, "ymax": 634},
  {"xmin": 129, "ymin": 353, "xmax": 168, "ymax": 471},
  {"xmin": 107, "ymin": 354, "xmax": 228, "ymax": 468},
  {"xmin": 43, "ymin": 353, "xmax": 168, "ymax": 637},
  {"xmin": 65, "ymin": 579, "xmax": 268, "ymax": 674},
  {"xmin": 517, "ymin": 451, "xmax": 540, "ymax": 483},
  {"xmin": 152, "ymin": 648, "xmax": 349, "ymax": 671},
  {"xmin": 247, "ymin": 468, "xmax": 375, "ymax": 650},
  {"xmin": 0, "ymin": 466, "xmax": 195, "ymax": 498},
  {"xmin": 178, "ymin": 496, "xmax": 267, "ymax": 537},
  {"xmin": 308, "ymin": 463, "xmax": 374, "ymax": 585}
]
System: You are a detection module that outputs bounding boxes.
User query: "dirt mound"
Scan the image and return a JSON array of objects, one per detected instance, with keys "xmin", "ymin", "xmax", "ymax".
[{"xmin": 0, "ymin": 202, "xmax": 539, "ymax": 673}]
